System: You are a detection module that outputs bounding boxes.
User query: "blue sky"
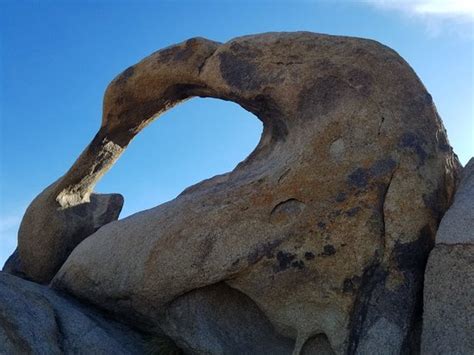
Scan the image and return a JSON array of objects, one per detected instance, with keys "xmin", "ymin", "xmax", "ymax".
[{"xmin": 1, "ymin": 0, "xmax": 473, "ymax": 265}]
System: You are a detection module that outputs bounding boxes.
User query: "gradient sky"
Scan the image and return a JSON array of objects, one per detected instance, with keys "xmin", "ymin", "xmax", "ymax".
[{"xmin": 1, "ymin": 0, "xmax": 473, "ymax": 265}]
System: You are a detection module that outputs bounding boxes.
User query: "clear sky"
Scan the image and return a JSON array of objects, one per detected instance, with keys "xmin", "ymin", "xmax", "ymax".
[{"xmin": 1, "ymin": 0, "xmax": 473, "ymax": 265}]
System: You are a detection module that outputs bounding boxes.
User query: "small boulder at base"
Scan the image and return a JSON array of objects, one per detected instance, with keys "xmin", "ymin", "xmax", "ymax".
[{"xmin": 11, "ymin": 190, "xmax": 124, "ymax": 284}]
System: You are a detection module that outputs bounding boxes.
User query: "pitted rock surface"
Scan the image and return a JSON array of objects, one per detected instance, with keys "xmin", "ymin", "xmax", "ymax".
[{"xmin": 12, "ymin": 32, "xmax": 460, "ymax": 353}]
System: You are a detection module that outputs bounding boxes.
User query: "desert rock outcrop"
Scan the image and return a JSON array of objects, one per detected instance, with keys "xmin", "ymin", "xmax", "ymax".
[
  {"xmin": 5, "ymin": 32, "xmax": 461, "ymax": 353},
  {"xmin": 421, "ymin": 158, "xmax": 474, "ymax": 354}
]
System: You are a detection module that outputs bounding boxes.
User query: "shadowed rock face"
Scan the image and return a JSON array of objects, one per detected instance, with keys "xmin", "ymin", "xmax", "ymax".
[
  {"xmin": 9, "ymin": 32, "xmax": 460, "ymax": 353},
  {"xmin": 12, "ymin": 189, "xmax": 123, "ymax": 284},
  {"xmin": 0, "ymin": 272, "xmax": 145, "ymax": 353},
  {"xmin": 160, "ymin": 282, "xmax": 295, "ymax": 354},
  {"xmin": 422, "ymin": 158, "xmax": 474, "ymax": 354}
]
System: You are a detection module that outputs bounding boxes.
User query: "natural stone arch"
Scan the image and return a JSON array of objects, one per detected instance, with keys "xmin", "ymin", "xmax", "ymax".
[
  {"xmin": 55, "ymin": 37, "xmax": 286, "ymax": 208},
  {"xmin": 17, "ymin": 36, "xmax": 283, "ymax": 283},
  {"xmin": 93, "ymin": 96, "xmax": 263, "ymax": 218},
  {"xmin": 11, "ymin": 32, "xmax": 460, "ymax": 353}
]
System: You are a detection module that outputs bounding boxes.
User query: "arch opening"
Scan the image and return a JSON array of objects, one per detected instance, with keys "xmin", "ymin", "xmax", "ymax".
[{"xmin": 94, "ymin": 97, "xmax": 263, "ymax": 219}]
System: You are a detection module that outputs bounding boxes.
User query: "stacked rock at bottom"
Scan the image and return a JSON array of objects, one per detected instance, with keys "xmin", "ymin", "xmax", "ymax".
[{"xmin": 0, "ymin": 272, "xmax": 145, "ymax": 354}]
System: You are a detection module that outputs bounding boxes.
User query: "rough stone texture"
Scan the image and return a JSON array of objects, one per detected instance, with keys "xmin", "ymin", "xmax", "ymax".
[
  {"xmin": 421, "ymin": 158, "xmax": 474, "ymax": 354},
  {"xmin": 2, "ymin": 249, "xmax": 25, "ymax": 279},
  {"xmin": 14, "ymin": 32, "xmax": 459, "ymax": 353},
  {"xmin": 421, "ymin": 245, "xmax": 474, "ymax": 354},
  {"xmin": 0, "ymin": 272, "xmax": 145, "ymax": 354},
  {"xmin": 160, "ymin": 282, "xmax": 294, "ymax": 354},
  {"xmin": 435, "ymin": 158, "xmax": 474, "ymax": 244},
  {"xmin": 301, "ymin": 334, "xmax": 335, "ymax": 354},
  {"xmin": 10, "ymin": 191, "xmax": 124, "ymax": 283}
]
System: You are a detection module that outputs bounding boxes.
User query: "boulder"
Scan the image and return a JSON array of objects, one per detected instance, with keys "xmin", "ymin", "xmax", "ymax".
[
  {"xmin": 421, "ymin": 158, "xmax": 474, "ymax": 354},
  {"xmin": 17, "ymin": 32, "xmax": 459, "ymax": 353},
  {"xmin": 0, "ymin": 272, "xmax": 146, "ymax": 354},
  {"xmin": 8, "ymin": 190, "xmax": 124, "ymax": 283},
  {"xmin": 435, "ymin": 158, "xmax": 474, "ymax": 244},
  {"xmin": 422, "ymin": 245, "xmax": 474, "ymax": 354}
]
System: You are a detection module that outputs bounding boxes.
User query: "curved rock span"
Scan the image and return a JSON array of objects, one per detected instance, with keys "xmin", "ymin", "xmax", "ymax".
[{"xmin": 8, "ymin": 32, "xmax": 461, "ymax": 353}]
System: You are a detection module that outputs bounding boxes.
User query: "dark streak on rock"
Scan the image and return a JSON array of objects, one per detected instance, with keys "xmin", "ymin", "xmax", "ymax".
[
  {"xmin": 335, "ymin": 192, "xmax": 347, "ymax": 202},
  {"xmin": 393, "ymin": 225, "xmax": 434, "ymax": 273},
  {"xmin": 273, "ymin": 251, "xmax": 296, "ymax": 272},
  {"xmin": 348, "ymin": 158, "xmax": 397, "ymax": 191},
  {"xmin": 423, "ymin": 188, "xmax": 446, "ymax": 222},
  {"xmin": 291, "ymin": 260, "xmax": 305, "ymax": 270},
  {"xmin": 304, "ymin": 252, "xmax": 315, "ymax": 260},
  {"xmin": 247, "ymin": 239, "xmax": 283, "ymax": 265},
  {"xmin": 317, "ymin": 222, "xmax": 326, "ymax": 229},
  {"xmin": 346, "ymin": 225, "xmax": 433, "ymax": 353},
  {"xmin": 346, "ymin": 262, "xmax": 387, "ymax": 354},
  {"xmin": 343, "ymin": 275, "xmax": 362, "ymax": 294},
  {"xmin": 345, "ymin": 207, "xmax": 361, "ymax": 217},
  {"xmin": 219, "ymin": 52, "xmax": 259, "ymax": 91},
  {"xmin": 321, "ymin": 245, "xmax": 336, "ymax": 256},
  {"xmin": 348, "ymin": 168, "xmax": 369, "ymax": 189},
  {"xmin": 399, "ymin": 132, "xmax": 428, "ymax": 164},
  {"xmin": 238, "ymin": 94, "xmax": 289, "ymax": 142},
  {"xmin": 371, "ymin": 158, "xmax": 397, "ymax": 178}
]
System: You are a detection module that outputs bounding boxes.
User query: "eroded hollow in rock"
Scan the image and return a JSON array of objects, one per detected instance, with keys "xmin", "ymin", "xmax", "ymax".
[{"xmin": 94, "ymin": 97, "xmax": 263, "ymax": 217}]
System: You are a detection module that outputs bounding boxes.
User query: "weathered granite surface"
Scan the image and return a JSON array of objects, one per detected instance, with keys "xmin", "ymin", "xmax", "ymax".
[
  {"xmin": 435, "ymin": 158, "xmax": 474, "ymax": 244},
  {"xmin": 8, "ymin": 192, "xmax": 123, "ymax": 284},
  {"xmin": 422, "ymin": 158, "xmax": 474, "ymax": 355},
  {"xmin": 7, "ymin": 32, "xmax": 461, "ymax": 353},
  {"xmin": 160, "ymin": 283, "xmax": 294, "ymax": 354},
  {"xmin": 0, "ymin": 272, "xmax": 145, "ymax": 354}
]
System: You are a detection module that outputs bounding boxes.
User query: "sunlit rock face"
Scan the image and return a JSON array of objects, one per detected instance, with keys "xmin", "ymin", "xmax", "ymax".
[{"xmin": 9, "ymin": 32, "xmax": 460, "ymax": 353}]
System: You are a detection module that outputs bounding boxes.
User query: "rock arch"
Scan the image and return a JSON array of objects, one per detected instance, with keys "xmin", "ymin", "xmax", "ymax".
[
  {"xmin": 12, "ymin": 32, "xmax": 460, "ymax": 353},
  {"xmin": 93, "ymin": 96, "xmax": 263, "ymax": 219}
]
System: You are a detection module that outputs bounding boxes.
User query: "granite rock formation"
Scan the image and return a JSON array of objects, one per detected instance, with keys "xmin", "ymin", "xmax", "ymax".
[
  {"xmin": 4, "ymin": 32, "xmax": 461, "ymax": 353},
  {"xmin": 421, "ymin": 158, "xmax": 474, "ymax": 354},
  {"xmin": 0, "ymin": 272, "xmax": 145, "ymax": 354},
  {"xmin": 15, "ymin": 191, "xmax": 123, "ymax": 284},
  {"xmin": 160, "ymin": 283, "xmax": 295, "ymax": 354}
]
